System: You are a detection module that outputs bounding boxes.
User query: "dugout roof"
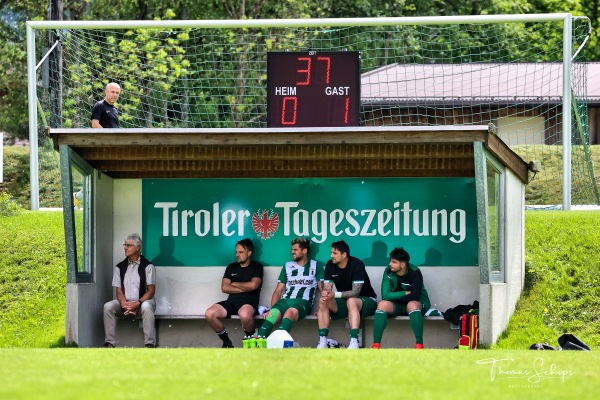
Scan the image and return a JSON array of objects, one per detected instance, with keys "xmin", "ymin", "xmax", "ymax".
[{"xmin": 48, "ymin": 124, "xmax": 529, "ymax": 183}]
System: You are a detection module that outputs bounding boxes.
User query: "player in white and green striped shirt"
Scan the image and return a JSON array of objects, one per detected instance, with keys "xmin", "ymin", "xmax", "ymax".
[{"xmin": 257, "ymin": 238, "xmax": 324, "ymax": 340}]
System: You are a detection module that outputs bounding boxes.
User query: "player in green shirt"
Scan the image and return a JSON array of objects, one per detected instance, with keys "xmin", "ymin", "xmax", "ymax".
[
  {"xmin": 372, "ymin": 247, "xmax": 431, "ymax": 349},
  {"xmin": 257, "ymin": 237, "xmax": 323, "ymax": 346}
]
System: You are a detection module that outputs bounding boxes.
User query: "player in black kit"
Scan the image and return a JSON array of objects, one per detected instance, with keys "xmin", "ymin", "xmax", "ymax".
[{"xmin": 205, "ymin": 238, "xmax": 263, "ymax": 348}]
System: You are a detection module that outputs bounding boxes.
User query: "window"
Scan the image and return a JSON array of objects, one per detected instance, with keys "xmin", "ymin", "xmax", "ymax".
[
  {"xmin": 486, "ymin": 159, "xmax": 505, "ymax": 281},
  {"xmin": 61, "ymin": 146, "xmax": 93, "ymax": 283},
  {"xmin": 71, "ymin": 164, "xmax": 92, "ymax": 276},
  {"xmin": 474, "ymin": 143, "xmax": 505, "ymax": 283}
]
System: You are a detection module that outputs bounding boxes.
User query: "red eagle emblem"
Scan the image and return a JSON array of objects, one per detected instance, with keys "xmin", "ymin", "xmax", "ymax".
[{"xmin": 252, "ymin": 209, "xmax": 280, "ymax": 240}]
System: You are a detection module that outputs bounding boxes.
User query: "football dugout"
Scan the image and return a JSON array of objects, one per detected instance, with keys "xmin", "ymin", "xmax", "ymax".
[{"xmin": 49, "ymin": 124, "xmax": 529, "ymax": 348}]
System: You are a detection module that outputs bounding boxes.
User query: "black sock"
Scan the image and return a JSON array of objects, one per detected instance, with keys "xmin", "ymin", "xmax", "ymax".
[{"xmin": 217, "ymin": 328, "xmax": 231, "ymax": 343}]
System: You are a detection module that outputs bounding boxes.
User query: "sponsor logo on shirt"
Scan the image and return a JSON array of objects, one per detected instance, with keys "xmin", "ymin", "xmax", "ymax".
[{"xmin": 288, "ymin": 278, "xmax": 315, "ymax": 286}]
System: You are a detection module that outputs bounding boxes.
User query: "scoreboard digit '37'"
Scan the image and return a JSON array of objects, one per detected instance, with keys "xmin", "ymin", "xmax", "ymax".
[{"xmin": 267, "ymin": 51, "xmax": 360, "ymax": 127}]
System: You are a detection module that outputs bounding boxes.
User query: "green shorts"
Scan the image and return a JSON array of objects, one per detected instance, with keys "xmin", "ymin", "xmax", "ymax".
[
  {"xmin": 272, "ymin": 298, "xmax": 312, "ymax": 320},
  {"xmin": 331, "ymin": 296, "xmax": 378, "ymax": 320},
  {"xmin": 389, "ymin": 299, "xmax": 431, "ymax": 317}
]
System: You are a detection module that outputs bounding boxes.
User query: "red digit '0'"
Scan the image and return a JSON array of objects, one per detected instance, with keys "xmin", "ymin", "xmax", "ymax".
[
  {"xmin": 281, "ymin": 97, "xmax": 297, "ymax": 125},
  {"xmin": 296, "ymin": 57, "xmax": 311, "ymax": 85}
]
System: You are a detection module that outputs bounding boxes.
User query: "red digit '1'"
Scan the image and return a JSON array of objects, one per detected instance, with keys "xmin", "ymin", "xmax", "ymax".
[
  {"xmin": 344, "ymin": 97, "xmax": 349, "ymax": 124},
  {"xmin": 282, "ymin": 97, "xmax": 297, "ymax": 125}
]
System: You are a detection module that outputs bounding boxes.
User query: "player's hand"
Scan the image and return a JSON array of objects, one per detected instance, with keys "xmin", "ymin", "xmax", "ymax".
[{"xmin": 321, "ymin": 290, "xmax": 333, "ymax": 301}]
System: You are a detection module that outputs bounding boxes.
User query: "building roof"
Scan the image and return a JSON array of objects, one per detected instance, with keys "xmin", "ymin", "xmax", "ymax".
[{"xmin": 361, "ymin": 62, "xmax": 600, "ymax": 106}]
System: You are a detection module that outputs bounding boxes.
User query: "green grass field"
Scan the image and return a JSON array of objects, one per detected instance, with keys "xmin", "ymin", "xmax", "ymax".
[{"xmin": 1, "ymin": 348, "xmax": 598, "ymax": 400}]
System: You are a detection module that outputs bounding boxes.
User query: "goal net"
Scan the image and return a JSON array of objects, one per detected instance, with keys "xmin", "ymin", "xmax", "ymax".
[{"xmin": 30, "ymin": 15, "xmax": 597, "ymax": 206}]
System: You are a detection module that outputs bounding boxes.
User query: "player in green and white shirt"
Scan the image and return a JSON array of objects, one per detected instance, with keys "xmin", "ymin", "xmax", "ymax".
[
  {"xmin": 279, "ymin": 259, "xmax": 320, "ymax": 303},
  {"xmin": 257, "ymin": 237, "xmax": 324, "ymax": 340}
]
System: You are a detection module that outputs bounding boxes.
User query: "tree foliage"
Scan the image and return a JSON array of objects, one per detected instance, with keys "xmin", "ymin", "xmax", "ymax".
[{"xmin": 0, "ymin": 1, "xmax": 47, "ymax": 140}]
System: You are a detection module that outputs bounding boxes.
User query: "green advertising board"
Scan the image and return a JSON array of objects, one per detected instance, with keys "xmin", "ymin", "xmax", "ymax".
[{"xmin": 142, "ymin": 178, "xmax": 478, "ymax": 267}]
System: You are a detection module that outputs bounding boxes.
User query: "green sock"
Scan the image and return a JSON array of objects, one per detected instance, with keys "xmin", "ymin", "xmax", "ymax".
[
  {"xmin": 258, "ymin": 308, "xmax": 281, "ymax": 337},
  {"xmin": 258, "ymin": 320, "xmax": 274, "ymax": 337},
  {"xmin": 279, "ymin": 318, "xmax": 293, "ymax": 332},
  {"xmin": 350, "ymin": 328, "xmax": 360, "ymax": 339},
  {"xmin": 318, "ymin": 328, "xmax": 329, "ymax": 337},
  {"xmin": 409, "ymin": 310, "xmax": 424, "ymax": 345},
  {"xmin": 373, "ymin": 310, "xmax": 388, "ymax": 343}
]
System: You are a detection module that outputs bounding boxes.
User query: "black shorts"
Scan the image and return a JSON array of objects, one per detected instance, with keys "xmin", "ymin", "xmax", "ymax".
[{"xmin": 218, "ymin": 298, "xmax": 259, "ymax": 318}]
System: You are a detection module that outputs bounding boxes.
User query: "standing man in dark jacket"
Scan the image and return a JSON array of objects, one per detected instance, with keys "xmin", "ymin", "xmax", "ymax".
[
  {"xmin": 371, "ymin": 247, "xmax": 430, "ymax": 349},
  {"xmin": 103, "ymin": 233, "xmax": 156, "ymax": 348},
  {"xmin": 91, "ymin": 82, "xmax": 120, "ymax": 128},
  {"xmin": 317, "ymin": 240, "xmax": 377, "ymax": 349}
]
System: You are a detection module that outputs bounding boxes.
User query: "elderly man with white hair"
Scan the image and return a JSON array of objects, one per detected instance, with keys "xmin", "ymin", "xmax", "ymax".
[{"xmin": 103, "ymin": 233, "xmax": 156, "ymax": 348}]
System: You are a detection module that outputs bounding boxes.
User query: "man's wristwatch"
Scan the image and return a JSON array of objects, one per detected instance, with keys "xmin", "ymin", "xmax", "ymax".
[{"xmin": 138, "ymin": 299, "xmax": 143, "ymax": 304}]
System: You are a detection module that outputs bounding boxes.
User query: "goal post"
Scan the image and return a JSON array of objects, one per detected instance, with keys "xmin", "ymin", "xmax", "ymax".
[
  {"xmin": 26, "ymin": 13, "xmax": 595, "ymax": 209},
  {"xmin": 562, "ymin": 15, "xmax": 572, "ymax": 210}
]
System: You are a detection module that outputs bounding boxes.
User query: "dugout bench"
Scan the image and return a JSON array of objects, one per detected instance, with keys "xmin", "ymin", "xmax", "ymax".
[{"xmin": 115, "ymin": 265, "xmax": 474, "ymax": 348}]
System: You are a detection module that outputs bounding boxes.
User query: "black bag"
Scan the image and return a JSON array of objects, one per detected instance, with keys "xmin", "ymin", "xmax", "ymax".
[
  {"xmin": 529, "ymin": 343, "xmax": 558, "ymax": 350},
  {"xmin": 558, "ymin": 333, "xmax": 591, "ymax": 351},
  {"xmin": 529, "ymin": 333, "xmax": 590, "ymax": 351},
  {"xmin": 443, "ymin": 301, "xmax": 479, "ymax": 325}
]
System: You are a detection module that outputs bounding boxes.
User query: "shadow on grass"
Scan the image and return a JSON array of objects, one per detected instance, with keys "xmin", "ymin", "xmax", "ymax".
[{"xmin": 49, "ymin": 336, "xmax": 78, "ymax": 348}]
